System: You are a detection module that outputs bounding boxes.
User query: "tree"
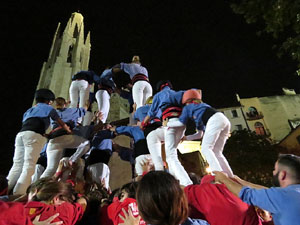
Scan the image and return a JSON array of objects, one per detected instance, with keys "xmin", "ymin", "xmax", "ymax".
[
  {"xmin": 224, "ymin": 129, "xmax": 278, "ymax": 186},
  {"xmin": 230, "ymin": 0, "xmax": 300, "ymax": 72}
]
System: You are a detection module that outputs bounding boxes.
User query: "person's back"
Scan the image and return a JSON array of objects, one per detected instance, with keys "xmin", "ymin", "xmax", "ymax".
[{"xmin": 184, "ymin": 175, "xmax": 261, "ymax": 225}]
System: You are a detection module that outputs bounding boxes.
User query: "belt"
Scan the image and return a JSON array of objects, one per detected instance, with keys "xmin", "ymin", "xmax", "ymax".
[
  {"xmin": 162, "ymin": 107, "xmax": 182, "ymax": 121},
  {"xmin": 202, "ymin": 107, "xmax": 217, "ymax": 125},
  {"xmin": 131, "ymin": 74, "xmax": 149, "ymax": 85}
]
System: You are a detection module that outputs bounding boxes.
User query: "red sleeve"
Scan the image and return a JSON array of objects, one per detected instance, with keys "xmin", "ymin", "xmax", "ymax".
[{"xmin": 0, "ymin": 201, "xmax": 33, "ymax": 225}]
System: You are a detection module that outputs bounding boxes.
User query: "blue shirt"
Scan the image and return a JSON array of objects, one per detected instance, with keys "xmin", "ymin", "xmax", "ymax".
[
  {"xmin": 147, "ymin": 87, "xmax": 184, "ymax": 118},
  {"xmin": 72, "ymin": 70, "xmax": 100, "ymax": 84},
  {"xmin": 239, "ymin": 185, "xmax": 300, "ymax": 225},
  {"xmin": 120, "ymin": 62, "xmax": 148, "ymax": 79},
  {"xmin": 22, "ymin": 103, "xmax": 59, "ymax": 131},
  {"xmin": 134, "ymin": 105, "xmax": 162, "ymax": 122},
  {"xmin": 116, "ymin": 126, "xmax": 145, "ymax": 143},
  {"xmin": 182, "ymin": 218, "xmax": 210, "ymax": 225},
  {"xmin": 99, "ymin": 68, "xmax": 116, "ymax": 88},
  {"xmin": 179, "ymin": 103, "xmax": 212, "ymax": 131},
  {"xmin": 90, "ymin": 130, "xmax": 114, "ymax": 151},
  {"xmin": 51, "ymin": 107, "xmax": 86, "ymax": 129}
]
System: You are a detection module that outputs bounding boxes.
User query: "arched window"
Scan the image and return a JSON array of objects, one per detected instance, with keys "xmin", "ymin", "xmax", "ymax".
[
  {"xmin": 248, "ymin": 107, "xmax": 258, "ymax": 117},
  {"xmin": 254, "ymin": 122, "xmax": 266, "ymax": 136}
]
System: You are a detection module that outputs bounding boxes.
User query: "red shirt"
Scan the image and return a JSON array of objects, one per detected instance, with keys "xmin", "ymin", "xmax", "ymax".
[
  {"xmin": 0, "ymin": 201, "xmax": 32, "ymax": 225},
  {"xmin": 25, "ymin": 201, "xmax": 84, "ymax": 225},
  {"xmin": 99, "ymin": 204, "xmax": 114, "ymax": 225},
  {"xmin": 107, "ymin": 198, "xmax": 145, "ymax": 225},
  {"xmin": 184, "ymin": 175, "xmax": 262, "ymax": 225}
]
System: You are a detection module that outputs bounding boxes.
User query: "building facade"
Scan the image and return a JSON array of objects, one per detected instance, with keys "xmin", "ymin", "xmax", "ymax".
[
  {"xmin": 237, "ymin": 94, "xmax": 300, "ymax": 143},
  {"xmin": 218, "ymin": 106, "xmax": 249, "ymax": 133}
]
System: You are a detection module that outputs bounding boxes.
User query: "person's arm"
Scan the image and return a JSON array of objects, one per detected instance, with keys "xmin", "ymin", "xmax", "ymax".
[
  {"xmin": 56, "ymin": 118, "xmax": 72, "ymax": 134},
  {"xmin": 234, "ymin": 175, "xmax": 268, "ymax": 189},
  {"xmin": 214, "ymin": 171, "xmax": 243, "ymax": 197},
  {"xmin": 185, "ymin": 130, "xmax": 203, "ymax": 141}
]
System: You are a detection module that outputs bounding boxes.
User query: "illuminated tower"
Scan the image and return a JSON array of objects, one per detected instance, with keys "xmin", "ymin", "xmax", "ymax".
[{"xmin": 36, "ymin": 12, "xmax": 91, "ymax": 101}]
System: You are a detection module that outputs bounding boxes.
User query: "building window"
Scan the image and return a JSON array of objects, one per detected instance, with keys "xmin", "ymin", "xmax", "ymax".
[
  {"xmin": 231, "ymin": 110, "xmax": 238, "ymax": 118},
  {"xmin": 235, "ymin": 124, "xmax": 243, "ymax": 131},
  {"xmin": 254, "ymin": 122, "xmax": 266, "ymax": 136},
  {"xmin": 248, "ymin": 107, "xmax": 258, "ymax": 117}
]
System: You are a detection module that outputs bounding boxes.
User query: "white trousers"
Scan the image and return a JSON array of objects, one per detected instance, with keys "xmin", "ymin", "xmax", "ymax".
[
  {"xmin": 7, "ymin": 131, "xmax": 47, "ymax": 195},
  {"xmin": 201, "ymin": 112, "xmax": 233, "ymax": 177},
  {"xmin": 132, "ymin": 81, "xmax": 152, "ymax": 109},
  {"xmin": 146, "ymin": 127, "xmax": 165, "ymax": 171},
  {"xmin": 40, "ymin": 135, "xmax": 90, "ymax": 178},
  {"xmin": 31, "ymin": 164, "xmax": 45, "ymax": 184},
  {"xmin": 147, "ymin": 120, "xmax": 193, "ymax": 186},
  {"xmin": 135, "ymin": 154, "xmax": 152, "ymax": 176},
  {"xmin": 82, "ymin": 111, "xmax": 93, "ymax": 126},
  {"xmin": 95, "ymin": 90, "xmax": 110, "ymax": 123},
  {"xmin": 87, "ymin": 163, "xmax": 110, "ymax": 190},
  {"xmin": 69, "ymin": 80, "xmax": 90, "ymax": 108}
]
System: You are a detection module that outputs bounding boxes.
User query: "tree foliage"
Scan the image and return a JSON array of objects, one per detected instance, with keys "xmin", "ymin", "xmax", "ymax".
[
  {"xmin": 230, "ymin": 0, "xmax": 300, "ymax": 70},
  {"xmin": 224, "ymin": 129, "xmax": 278, "ymax": 186}
]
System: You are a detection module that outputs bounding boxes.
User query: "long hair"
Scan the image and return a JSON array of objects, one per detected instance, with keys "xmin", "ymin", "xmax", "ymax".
[
  {"xmin": 32, "ymin": 180, "xmax": 74, "ymax": 203},
  {"xmin": 137, "ymin": 171, "xmax": 188, "ymax": 225}
]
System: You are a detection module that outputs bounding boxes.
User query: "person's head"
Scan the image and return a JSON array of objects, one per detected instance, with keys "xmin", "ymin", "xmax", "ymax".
[
  {"xmin": 27, "ymin": 177, "xmax": 54, "ymax": 201},
  {"xmin": 119, "ymin": 181, "xmax": 138, "ymax": 202},
  {"xmin": 32, "ymin": 180, "xmax": 74, "ymax": 204},
  {"xmin": 155, "ymin": 80, "xmax": 173, "ymax": 92},
  {"xmin": 34, "ymin": 88, "xmax": 55, "ymax": 104},
  {"xmin": 272, "ymin": 154, "xmax": 300, "ymax": 187},
  {"xmin": 132, "ymin": 55, "xmax": 141, "ymax": 64},
  {"xmin": 145, "ymin": 96, "xmax": 153, "ymax": 105},
  {"xmin": 182, "ymin": 89, "xmax": 202, "ymax": 105},
  {"xmin": 55, "ymin": 97, "xmax": 67, "ymax": 109},
  {"xmin": 137, "ymin": 171, "xmax": 188, "ymax": 225}
]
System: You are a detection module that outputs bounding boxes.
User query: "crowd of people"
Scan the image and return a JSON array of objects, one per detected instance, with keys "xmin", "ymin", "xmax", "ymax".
[{"xmin": 1, "ymin": 56, "xmax": 300, "ymax": 225}]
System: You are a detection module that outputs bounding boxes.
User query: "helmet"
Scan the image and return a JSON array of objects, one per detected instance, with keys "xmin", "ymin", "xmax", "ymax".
[
  {"xmin": 182, "ymin": 89, "xmax": 202, "ymax": 104},
  {"xmin": 145, "ymin": 96, "xmax": 153, "ymax": 105},
  {"xmin": 35, "ymin": 89, "xmax": 55, "ymax": 102},
  {"xmin": 155, "ymin": 80, "xmax": 173, "ymax": 92}
]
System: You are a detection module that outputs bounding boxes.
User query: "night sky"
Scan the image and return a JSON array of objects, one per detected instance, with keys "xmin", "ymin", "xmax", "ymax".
[{"xmin": 1, "ymin": 1, "xmax": 299, "ymax": 173}]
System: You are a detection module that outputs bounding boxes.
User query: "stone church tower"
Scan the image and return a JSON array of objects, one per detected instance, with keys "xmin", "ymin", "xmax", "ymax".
[{"xmin": 36, "ymin": 12, "xmax": 90, "ymax": 100}]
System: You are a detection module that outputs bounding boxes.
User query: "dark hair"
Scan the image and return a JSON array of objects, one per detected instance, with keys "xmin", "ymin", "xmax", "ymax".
[
  {"xmin": 32, "ymin": 180, "xmax": 74, "ymax": 203},
  {"xmin": 137, "ymin": 171, "xmax": 188, "ymax": 225},
  {"xmin": 155, "ymin": 80, "xmax": 173, "ymax": 92},
  {"xmin": 120, "ymin": 181, "xmax": 138, "ymax": 199},
  {"xmin": 35, "ymin": 89, "xmax": 55, "ymax": 103},
  {"xmin": 278, "ymin": 154, "xmax": 300, "ymax": 183}
]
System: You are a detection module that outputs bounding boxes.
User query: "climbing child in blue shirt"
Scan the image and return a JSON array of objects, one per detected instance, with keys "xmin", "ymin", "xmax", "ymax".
[
  {"xmin": 7, "ymin": 89, "xmax": 71, "ymax": 195},
  {"xmin": 168, "ymin": 89, "xmax": 234, "ymax": 177}
]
